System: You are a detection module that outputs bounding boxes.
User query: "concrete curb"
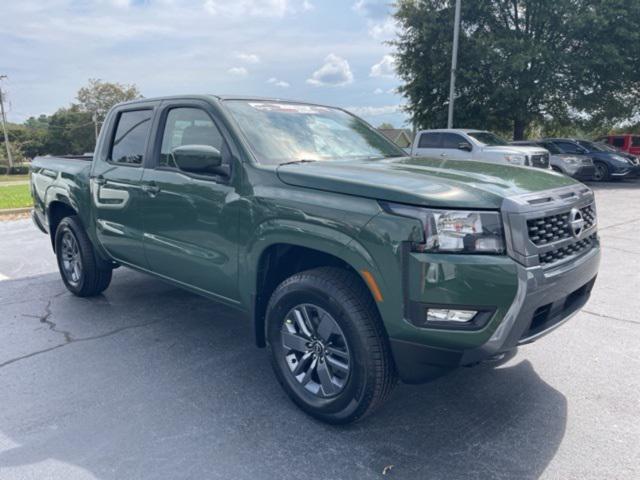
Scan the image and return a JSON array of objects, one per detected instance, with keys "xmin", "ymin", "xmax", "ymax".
[{"xmin": 0, "ymin": 207, "xmax": 32, "ymax": 216}]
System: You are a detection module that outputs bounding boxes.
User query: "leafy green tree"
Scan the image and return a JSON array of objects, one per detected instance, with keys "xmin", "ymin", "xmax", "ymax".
[
  {"xmin": 45, "ymin": 106, "xmax": 95, "ymax": 155},
  {"xmin": 393, "ymin": 0, "xmax": 640, "ymax": 139},
  {"xmin": 76, "ymin": 78, "xmax": 142, "ymax": 140},
  {"xmin": 378, "ymin": 122, "xmax": 396, "ymax": 129}
]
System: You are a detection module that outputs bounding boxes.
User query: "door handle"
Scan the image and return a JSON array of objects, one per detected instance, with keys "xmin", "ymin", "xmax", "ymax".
[
  {"xmin": 440, "ymin": 153, "xmax": 448, "ymax": 157},
  {"xmin": 141, "ymin": 182, "xmax": 161, "ymax": 196}
]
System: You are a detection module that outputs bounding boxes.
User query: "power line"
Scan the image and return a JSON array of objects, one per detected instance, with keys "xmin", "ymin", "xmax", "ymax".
[{"xmin": 0, "ymin": 75, "xmax": 15, "ymax": 172}]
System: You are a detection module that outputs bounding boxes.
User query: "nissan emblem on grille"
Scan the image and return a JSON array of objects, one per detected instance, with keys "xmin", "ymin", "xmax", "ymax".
[{"xmin": 569, "ymin": 208, "xmax": 585, "ymax": 237}]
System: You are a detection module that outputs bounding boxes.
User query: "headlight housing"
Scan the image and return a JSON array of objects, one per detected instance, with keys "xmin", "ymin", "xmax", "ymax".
[
  {"xmin": 381, "ymin": 203, "xmax": 506, "ymax": 254},
  {"xmin": 503, "ymin": 154, "xmax": 527, "ymax": 165}
]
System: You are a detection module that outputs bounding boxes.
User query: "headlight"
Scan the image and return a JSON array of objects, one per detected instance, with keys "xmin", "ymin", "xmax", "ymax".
[
  {"xmin": 381, "ymin": 203, "xmax": 505, "ymax": 254},
  {"xmin": 504, "ymin": 154, "xmax": 526, "ymax": 165}
]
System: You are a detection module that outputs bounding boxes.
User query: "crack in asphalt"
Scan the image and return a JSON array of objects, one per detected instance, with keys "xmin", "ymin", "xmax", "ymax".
[
  {"xmin": 582, "ymin": 309, "xmax": 639, "ymax": 326},
  {"xmin": 1, "ymin": 292, "xmax": 165, "ymax": 369},
  {"xmin": 598, "ymin": 216, "xmax": 640, "ymax": 231}
]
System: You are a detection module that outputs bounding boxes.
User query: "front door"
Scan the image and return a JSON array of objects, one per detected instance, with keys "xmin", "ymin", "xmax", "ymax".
[
  {"xmin": 439, "ymin": 132, "xmax": 472, "ymax": 161},
  {"xmin": 92, "ymin": 107, "xmax": 154, "ymax": 268},
  {"xmin": 139, "ymin": 104, "xmax": 240, "ymax": 304}
]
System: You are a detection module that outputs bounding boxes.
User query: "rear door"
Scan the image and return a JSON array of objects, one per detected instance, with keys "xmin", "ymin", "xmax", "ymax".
[
  {"xmin": 412, "ymin": 132, "xmax": 442, "ymax": 157},
  {"xmin": 91, "ymin": 105, "xmax": 156, "ymax": 268},
  {"xmin": 139, "ymin": 100, "xmax": 240, "ymax": 304}
]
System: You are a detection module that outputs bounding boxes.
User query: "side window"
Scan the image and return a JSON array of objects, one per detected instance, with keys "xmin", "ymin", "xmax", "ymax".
[
  {"xmin": 440, "ymin": 133, "xmax": 466, "ymax": 149},
  {"xmin": 110, "ymin": 110, "xmax": 153, "ymax": 165},
  {"xmin": 554, "ymin": 141, "xmax": 583, "ymax": 154},
  {"xmin": 632, "ymin": 136, "xmax": 640, "ymax": 147},
  {"xmin": 160, "ymin": 107, "xmax": 225, "ymax": 176},
  {"xmin": 418, "ymin": 133, "xmax": 440, "ymax": 148},
  {"xmin": 612, "ymin": 137, "xmax": 625, "ymax": 148}
]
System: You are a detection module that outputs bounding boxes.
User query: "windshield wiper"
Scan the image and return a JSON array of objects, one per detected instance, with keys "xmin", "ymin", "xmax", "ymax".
[{"xmin": 278, "ymin": 159, "xmax": 317, "ymax": 166}]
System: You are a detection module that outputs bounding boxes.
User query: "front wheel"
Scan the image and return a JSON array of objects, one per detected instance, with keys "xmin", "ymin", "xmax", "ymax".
[
  {"xmin": 55, "ymin": 215, "xmax": 112, "ymax": 297},
  {"xmin": 593, "ymin": 161, "xmax": 611, "ymax": 182},
  {"xmin": 266, "ymin": 267, "xmax": 397, "ymax": 424}
]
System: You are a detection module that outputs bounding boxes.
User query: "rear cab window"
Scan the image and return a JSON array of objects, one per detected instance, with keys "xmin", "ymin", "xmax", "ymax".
[
  {"xmin": 418, "ymin": 133, "xmax": 440, "ymax": 148},
  {"xmin": 612, "ymin": 137, "xmax": 625, "ymax": 148},
  {"xmin": 632, "ymin": 136, "xmax": 640, "ymax": 147},
  {"xmin": 110, "ymin": 110, "xmax": 153, "ymax": 165}
]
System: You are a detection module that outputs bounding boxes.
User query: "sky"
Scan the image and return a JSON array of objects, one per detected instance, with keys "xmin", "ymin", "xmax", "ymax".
[{"xmin": 0, "ymin": 0, "xmax": 409, "ymax": 128}]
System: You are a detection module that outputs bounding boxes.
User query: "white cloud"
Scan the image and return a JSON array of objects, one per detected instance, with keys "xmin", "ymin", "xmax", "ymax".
[
  {"xmin": 368, "ymin": 17, "xmax": 398, "ymax": 40},
  {"xmin": 228, "ymin": 67, "xmax": 249, "ymax": 76},
  {"xmin": 306, "ymin": 54, "xmax": 354, "ymax": 87},
  {"xmin": 352, "ymin": 0, "xmax": 389, "ymax": 19},
  {"xmin": 268, "ymin": 77, "xmax": 290, "ymax": 88},
  {"xmin": 373, "ymin": 88, "xmax": 383, "ymax": 95},
  {"xmin": 346, "ymin": 105, "xmax": 402, "ymax": 116},
  {"xmin": 237, "ymin": 52, "xmax": 260, "ymax": 63},
  {"xmin": 203, "ymin": 0, "xmax": 289, "ymax": 17},
  {"xmin": 370, "ymin": 54, "xmax": 396, "ymax": 78},
  {"xmin": 302, "ymin": 0, "xmax": 314, "ymax": 11}
]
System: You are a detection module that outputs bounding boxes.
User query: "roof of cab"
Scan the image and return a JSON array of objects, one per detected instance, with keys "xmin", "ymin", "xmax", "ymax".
[{"xmin": 114, "ymin": 94, "xmax": 337, "ymax": 110}]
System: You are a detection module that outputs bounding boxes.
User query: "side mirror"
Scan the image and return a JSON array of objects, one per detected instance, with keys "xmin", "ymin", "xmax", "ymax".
[
  {"xmin": 458, "ymin": 142, "xmax": 472, "ymax": 152},
  {"xmin": 171, "ymin": 145, "xmax": 229, "ymax": 177}
]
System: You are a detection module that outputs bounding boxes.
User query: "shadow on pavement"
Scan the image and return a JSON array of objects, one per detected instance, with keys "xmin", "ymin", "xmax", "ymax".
[{"xmin": 0, "ymin": 270, "xmax": 567, "ymax": 479}]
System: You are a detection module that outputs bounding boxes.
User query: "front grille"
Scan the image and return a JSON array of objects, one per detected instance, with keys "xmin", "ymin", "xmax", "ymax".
[
  {"xmin": 527, "ymin": 212, "xmax": 571, "ymax": 245},
  {"xmin": 530, "ymin": 154, "xmax": 549, "ymax": 168},
  {"xmin": 539, "ymin": 233, "xmax": 597, "ymax": 265},
  {"xmin": 581, "ymin": 204, "xmax": 596, "ymax": 229},
  {"xmin": 527, "ymin": 203, "xmax": 596, "ymax": 246}
]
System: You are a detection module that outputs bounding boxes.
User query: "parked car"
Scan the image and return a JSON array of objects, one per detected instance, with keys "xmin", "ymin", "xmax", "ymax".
[
  {"xmin": 594, "ymin": 141, "xmax": 640, "ymax": 164},
  {"xmin": 411, "ymin": 129, "xmax": 550, "ymax": 169},
  {"xmin": 596, "ymin": 134, "xmax": 640, "ymax": 156},
  {"xmin": 30, "ymin": 96, "xmax": 600, "ymax": 424},
  {"xmin": 542, "ymin": 138, "xmax": 640, "ymax": 181},
  {"xmin": 511, "ymin": 140, "xmax": 595, "ymax": 181}
]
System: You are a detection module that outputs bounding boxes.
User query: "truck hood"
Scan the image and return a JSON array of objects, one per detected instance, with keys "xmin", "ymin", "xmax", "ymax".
[{"xmin": 276, "ymin": 156, "xmax": 577, "ymax": 209}]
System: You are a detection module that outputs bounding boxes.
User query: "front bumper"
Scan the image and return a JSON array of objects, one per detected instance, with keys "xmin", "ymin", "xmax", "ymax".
[
  {"xmin": 568, "ymin": 165, "xmax": 596, "ymax": 181},
  {"xmin": 611, "ymin": 163, "xmax": 640, "ymax": 177},
  {"xmin": 390, "ymin": 242, "xmax": 600, "ymax": 384}
]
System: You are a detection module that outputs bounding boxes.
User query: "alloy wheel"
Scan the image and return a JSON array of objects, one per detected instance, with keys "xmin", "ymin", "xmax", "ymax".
[
  {"xmin": 280, "ymin": 303, "xmax": 350, "ymax": 398},
  {"xmin": 60, "ymin": 230, "xmax": 82, "ymax": 286}
]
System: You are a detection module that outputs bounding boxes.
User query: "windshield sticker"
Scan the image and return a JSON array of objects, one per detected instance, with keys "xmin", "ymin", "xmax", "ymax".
[{"xmin": 248, "ymin": 102, "xmax": 329, "ymax": 114}]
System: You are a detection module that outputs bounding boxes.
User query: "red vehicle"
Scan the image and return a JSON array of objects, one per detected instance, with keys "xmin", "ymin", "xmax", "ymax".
[{"xmin": 597, "ymin": 134, "xmax": 640, "ymax": 156}]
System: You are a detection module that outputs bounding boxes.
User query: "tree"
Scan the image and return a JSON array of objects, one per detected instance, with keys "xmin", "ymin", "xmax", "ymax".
[
  {"xmin": 393, "ymin": 0, "xmax": 640, "ymax": 139},
  {"xmin": 378, "ymin": 122, "xmax": 396, "ymax": 129},
  {"xmin": 76, "ymin": 79, "xmax": 142, "ymax": 141}
]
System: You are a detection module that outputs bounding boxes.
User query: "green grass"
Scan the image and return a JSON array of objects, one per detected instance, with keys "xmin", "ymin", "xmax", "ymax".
[
  {"xmin": 0, "ymin": 174, "xmax": 30, "ymax": 183},
  {"xmin": 0, "ymin": 183, "xmax": 33, "ymax": 209}
]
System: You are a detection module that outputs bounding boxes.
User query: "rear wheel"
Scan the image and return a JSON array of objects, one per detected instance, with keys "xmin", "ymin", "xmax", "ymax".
[
  {"xmin": 55, "ymin": 216, "xmax": 112, "ymax": 297},
  {"xmin": 266, "ymin": 267, "xmax": 397, "ymax": 424},
  {"xmin": 593, "ymin": 162, "xmax": 610, "ymax": 182}
]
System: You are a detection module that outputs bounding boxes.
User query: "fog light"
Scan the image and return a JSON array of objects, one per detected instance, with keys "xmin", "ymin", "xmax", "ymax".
[{"xmin": 426, "ymin": 309, "xmax": 477, "ymax": 323}]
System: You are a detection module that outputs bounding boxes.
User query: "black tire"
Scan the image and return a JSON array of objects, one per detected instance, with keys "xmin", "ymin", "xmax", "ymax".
[
  {"xmin": 266, "ymin": 267, "xmax": 397, "ymax": 424},
  {"xmin": 593, "ymin": 161, "xmax": 611, "ymax": 182},
  {"xmin": 55, "ymin": 215, "xmax": 112, "ymax": 297}
]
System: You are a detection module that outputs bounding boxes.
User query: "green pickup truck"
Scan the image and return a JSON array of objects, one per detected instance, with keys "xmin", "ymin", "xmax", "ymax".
[{"xmin": 30, "ymin": 95, "xmax": 600, "ymax": 423}]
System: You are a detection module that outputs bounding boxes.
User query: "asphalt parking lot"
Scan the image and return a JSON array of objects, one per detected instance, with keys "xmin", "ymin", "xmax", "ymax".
[{"xmin": 1, "ymin": 182, "xmax": 639, "ymax": 480}]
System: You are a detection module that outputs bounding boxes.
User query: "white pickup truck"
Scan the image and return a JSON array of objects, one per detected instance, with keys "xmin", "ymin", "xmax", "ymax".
[{"xmin": 411, "ymin": 129, "xmax": 550, "ymax": 169}]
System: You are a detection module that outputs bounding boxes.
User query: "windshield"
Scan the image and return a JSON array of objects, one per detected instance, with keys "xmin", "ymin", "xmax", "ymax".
[
  {"xmin": 577, "ymin": 140, "xmax": 608, "ymax": 152},
  {"xmin": 467, "ymin": 131, "xmax": 509, "ymax": 146},
  {"xmin": 223, "ymin": 100, "xmax": 404, "ymax": 165}
]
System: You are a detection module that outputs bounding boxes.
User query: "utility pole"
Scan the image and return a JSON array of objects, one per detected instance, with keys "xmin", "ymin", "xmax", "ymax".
[
  {"xmin": 92, "ymin": 111, "xmax": 99, "ymax": 144},
  {"xmin": 447, "ymin": 0, "xmax": 462, "ymax": 129},
  {"xmin": 0, "ymin": 75, "xmax": 14, "ymax": 174}
]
